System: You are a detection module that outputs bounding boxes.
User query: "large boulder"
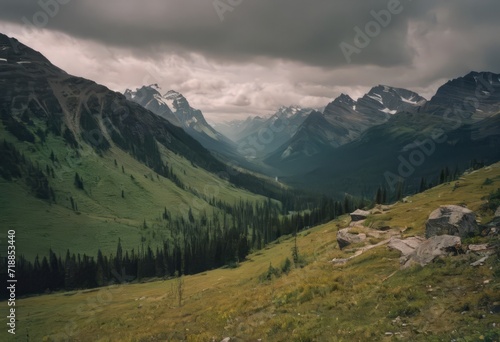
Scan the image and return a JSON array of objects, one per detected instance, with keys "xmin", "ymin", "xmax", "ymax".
[
  {"xmin": 403, "ymin": 235, "xmax": 461, "ymax": 268},
  {"xmin": 350, "ymin": 209, "xmax": 370, "ymax": 222},
  {"xmin": 337, "ymin": 228, "xmax": 366, "ymax": 249},
  {"xmin": 425, "ymin": 205, "xmax": 479, "ymax": 238}
]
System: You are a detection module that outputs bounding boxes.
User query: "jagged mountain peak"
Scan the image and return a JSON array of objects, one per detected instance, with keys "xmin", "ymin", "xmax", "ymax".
[
  {"xmin": 163, "ymin": 89, "xmax": 189, "ymax": 111},
  {"xmin": 124, "ymin": 85, "xmax": 181, "ymax": 126},
  {"xmin": 164, "ymin": 89, "xmax": 182, "ymax": 99},
  {"xmin": 276, "ymin": 105, "xmax": 304, "ymax": 116},
  {"xmin": 359, "ymin": 84, "xmax": 426, "ymax": 115},
  {"xmin": 332, "ymin": 94, "xmax": 356, "ymax": 108},
  {"xmin": 425, "ymin": 71, "xmax": 500, "ymax": 119}
]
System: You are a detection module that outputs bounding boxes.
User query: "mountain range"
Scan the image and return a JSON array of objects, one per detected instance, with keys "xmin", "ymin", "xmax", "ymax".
[{"xmin": 1, "ymin": 30, "xmax": 500, "ymax": 243}]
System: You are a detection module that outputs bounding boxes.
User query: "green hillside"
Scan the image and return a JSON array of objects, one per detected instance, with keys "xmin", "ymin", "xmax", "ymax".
[
  {"xmin": 6, "ymin": 163, "xmax": 499, "ymax": 341},
  {"xmin": 0, "ymin": 120, "xmax": 267, "ymax": 260}
]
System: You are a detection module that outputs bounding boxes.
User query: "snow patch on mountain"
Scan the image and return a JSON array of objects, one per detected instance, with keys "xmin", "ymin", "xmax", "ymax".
[{"xmin": 367, "ymin": 93, "xmax": 384, "ymax": 105}]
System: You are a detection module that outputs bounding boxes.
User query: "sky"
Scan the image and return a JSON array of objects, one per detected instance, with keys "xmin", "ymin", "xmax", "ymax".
[{"xmin": 1, "ymin": 0, "xmax": 500, "ymax": 122}]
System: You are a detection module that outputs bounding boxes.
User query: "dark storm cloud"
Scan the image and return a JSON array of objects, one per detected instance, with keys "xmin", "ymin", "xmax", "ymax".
[
  {"xmin": 2, "ymin": 0, "xmax": 500, "ymax": 70},
  {"xmin": 1, "ymin": 0, "xmax": 500, "ymax": 120},
  {"xmin": 0, "ymin": 0, "xmax": 478, "ymax": 67}
]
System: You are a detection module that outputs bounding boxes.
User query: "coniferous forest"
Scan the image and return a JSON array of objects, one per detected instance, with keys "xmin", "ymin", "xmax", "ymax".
[{"xmin": 1, "ymin": 194, "xmax": 360, "ymax": 297}]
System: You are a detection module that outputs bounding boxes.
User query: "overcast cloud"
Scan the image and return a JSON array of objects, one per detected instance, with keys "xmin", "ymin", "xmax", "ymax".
[{"xmin": 1, "ymin": 0, "xmax": 499, "ymax": 122}]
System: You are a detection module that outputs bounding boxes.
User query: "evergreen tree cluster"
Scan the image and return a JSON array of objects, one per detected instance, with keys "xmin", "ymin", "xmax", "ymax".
[{"xmin": 1, "ymin": 193, "xmax": 364, "ymax": 297}]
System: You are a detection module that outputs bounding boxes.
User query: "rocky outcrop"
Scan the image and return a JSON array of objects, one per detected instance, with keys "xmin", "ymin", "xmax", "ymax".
[
  {"xmin": 350, "ymin": 209, "xmax": 370, "ymax": 222},
  {"xmin": 425, "ymin": 205, "xmax": 479, "ymax": 238},
  {"xmin": 337, "ymin": 228, "xmax": 366, "ymax": 249},
  {"xmin": 402, "ymin": 235, "xmax": 461, "ymax": 268}
]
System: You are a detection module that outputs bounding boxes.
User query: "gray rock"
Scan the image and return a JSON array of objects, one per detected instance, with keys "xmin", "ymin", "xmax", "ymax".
[
  {"xmin": 468, "ymin": 244, "xmax": 489, "ymax": 252},
  {"xmin": 388, "ymin": 236, "xmax": 425, "ymax": 257},
  {"xmin": 337, "ymin": 228, "xmax": 366, "ymax": 249},
  {"xmin": 403, "ymin": 235, "xmax": 461, "ymax": 268},
  {"xmin": 425, "ymin": 205, "xmax": 479, "ymax": 238},
  {"xmin": 350, "ymin": 209, "xmax": 370, "ymax": 222},
  {"xmin": 470, "ymin": 256, "xmax": 489, "ymax": 267},
  {"xmin": 495, "ymin": 206, "xmax": 500, "ymax": 218}
]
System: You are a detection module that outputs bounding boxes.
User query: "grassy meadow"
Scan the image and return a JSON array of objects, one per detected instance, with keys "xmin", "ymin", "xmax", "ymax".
[{"xmin": 2, "ymin": 163, "xmax": 499, "ymax": 341}]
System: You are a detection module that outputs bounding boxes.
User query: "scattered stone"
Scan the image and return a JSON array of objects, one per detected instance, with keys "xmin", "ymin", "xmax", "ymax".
[
  {"xmin": 221, "ymin": 338, "xmax": 231, "ymax": 342},
  {"xmin": 403, "ymin": 235, "xmax": 461, "ymax": 268},
  {"xmin": 337, "ymin": 228, "xmax": 366, "ymax": 249},
  {"xmin": 331, "ymin": 257, "xmax": 350, "ymax": 265},
  {"xmin": 380, "ymin": 204, "xmax": 393, "ymax": 211},
  {"xmin": 495, "ymin": 206, "xmax": 500, "ymax": 218},
  {"xmin": 350, "ymin": 209, "xmax": 370, "ymax": 222},
  {"xmin": 425, "ymin": 205, "xmax": 479, "ymax": 238},
  {"xmin": 385, "ymin": 332, "xmax": 394, "ymax": 336},
  {"xmin": 470, "ymin": 256, "xmax": 489, "ymax": 267},
  {"xmin": 469, "ymin": 244, "xmax": 496, "ymax": 256},
  {"xmin": 468, "ymin": 244, "xmax": 489, "ymax": 252}
]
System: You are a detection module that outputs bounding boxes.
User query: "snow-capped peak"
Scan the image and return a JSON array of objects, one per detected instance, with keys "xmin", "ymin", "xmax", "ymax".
[
  {"xmin": 163, "ymin": 90, "xmax": 185, "ymax": 111},
  {"xmin": 276, "ymin": 105, "xmax": 304, "ymax": 118},
  {"xmin": 149, "ymin": 83, "xmax": 161, "ymax": 91}
]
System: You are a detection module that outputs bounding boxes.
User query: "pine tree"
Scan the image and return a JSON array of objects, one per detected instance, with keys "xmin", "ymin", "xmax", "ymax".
[
  {"xmin": 419, "ymin": 177, "xmax": 427, "ymax": 193},
  {"xmin": 375, "ymin": 187, "xmax": 382, "ymax": 204}
]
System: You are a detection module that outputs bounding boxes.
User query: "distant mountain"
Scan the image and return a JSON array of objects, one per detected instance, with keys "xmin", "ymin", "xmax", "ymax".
[
  {"xmin": 296, "ymin": 110, "xmax": 500, "ymax": 197},
  {"xmin": 123, "ymin": 84, "xmax": 181, "ymax": 126},
  {"xmin": 271, "ymin": 72, "xmax": 500, "ymax": 196},
  {"xmin": 423, "ymin": 71, "xmax": 500, "ymax": 121},
  {"xmin": 125, "ymin": 85, "xmax": 236, "ymax": 156},
  {"xmin": 266, "ymin": 87, "xmax": 426, "ymax": 167},
  {"xmin": 216, "ymin": 115, "xmax": 267, "ymax": 142},
  {"xmin": 236, "ymin": 105, "xmax": 313, "ymax": 158},
  {"xmin": 356, "ymin": 85, "xmax": 426, "ymax": 117}
]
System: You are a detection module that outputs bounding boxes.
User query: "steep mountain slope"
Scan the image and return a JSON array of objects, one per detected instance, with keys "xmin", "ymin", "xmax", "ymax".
[
  {"xmin": 294, "ymin": 110, "xmax": 500, "ymax": 196},
  {"xmin": 0, "ymin": 33, "xmax": 271, "ymax": 259},
  {"xmin": 266, "ymin": 111, "xmax": 340, "ymax": 163},
  {"xmin": 13, "ymin": 163, "xmax": 500, "ymax": 341},
  {"xmin": 266, "ymin": 87, "xmax": 426, "ymax": 168},
  {"xmin": 124, "ymin": 85, "xmax": 236, "ymax": 157},
  {"xmin": 423, "ymin": 71, "xmax": 500, "ymax": 120}
]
